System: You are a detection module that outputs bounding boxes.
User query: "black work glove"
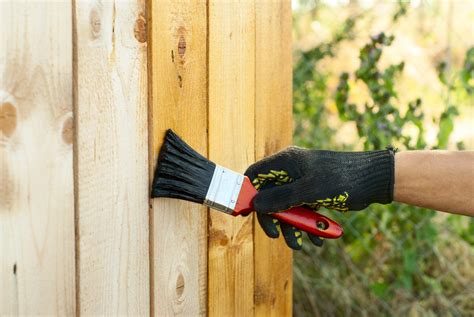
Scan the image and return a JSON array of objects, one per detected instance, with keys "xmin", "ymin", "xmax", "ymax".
[{"xmin": 245, "ymin": 146, "xmax": 395, "ymax": 250}]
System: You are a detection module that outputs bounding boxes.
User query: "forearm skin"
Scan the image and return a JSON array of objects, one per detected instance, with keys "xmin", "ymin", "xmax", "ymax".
[{"xmin": 394, "ymin": 151, "xmax": 474, "ymax": 217}]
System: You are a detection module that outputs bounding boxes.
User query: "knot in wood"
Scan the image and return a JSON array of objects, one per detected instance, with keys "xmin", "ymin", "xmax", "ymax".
[
  {"xmin": 90, "ymin": 8, "xmax": 101, "ymax": 39},
  {"xmin": 0, "ymin": 102, "xmax": 17, "ymax": 137},
  {"xmin": 62, "ymin": 116, "xmax": 73, "ymax": 145},
  {"xmin": 134, "ymin": 12, "xmax": 147, "ymax": 43},
  {"xmin": 176, "ymin": 273, "xmax": 185, "ymax": 297},
  {"xmin": 178, "ymin": 36, "xmax": 186, "ymax": 59}
]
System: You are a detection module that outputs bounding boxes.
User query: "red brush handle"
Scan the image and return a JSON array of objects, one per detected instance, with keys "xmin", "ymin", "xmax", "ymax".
[
  {"xmin": 234, "ymin": 177, "xmax": 343, "ymax": 239},
  {"xmin": 271, "ymin": 207, "xmax": 343, "ymax": 239}
]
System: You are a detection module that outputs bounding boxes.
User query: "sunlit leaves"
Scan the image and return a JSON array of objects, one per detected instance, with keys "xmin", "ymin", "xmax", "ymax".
[{"xmin": 460, "ymin": 47, "xmax": 474, "ymax": 95}]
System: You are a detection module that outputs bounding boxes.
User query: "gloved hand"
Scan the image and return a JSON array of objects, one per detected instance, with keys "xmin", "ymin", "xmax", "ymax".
[{"xmin": 245, "ymin": 146, "xmax": 395, "ymax": 250}]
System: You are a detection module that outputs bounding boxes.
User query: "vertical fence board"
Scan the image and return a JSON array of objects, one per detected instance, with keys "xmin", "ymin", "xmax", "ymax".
[
  {"xmin": 73, "ymin": 0, "xmax": 149, "ymax": 314},
  {"xmin": 148, "ymin": 1, "xmax": 208, "ymax": 315},
  {"xmin": 208, "ymin": 1, "xmax": 256, "ymax": 316},
  {"xmin": 254, "ymin": 1, "xmax": 293, "ymax": 316},
  {"xmin": 0, "ymin": 2, "xmax": 75, "ymax": 314}
]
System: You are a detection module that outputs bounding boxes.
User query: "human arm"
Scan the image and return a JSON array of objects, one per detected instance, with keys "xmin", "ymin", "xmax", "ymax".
[
  {"xmin": 246, "ymin": 147, "xmax": 473, "ymax": 250},
  {"xmin": 394, "ymin": 150, "xmax": 474, "ymax": 216}
]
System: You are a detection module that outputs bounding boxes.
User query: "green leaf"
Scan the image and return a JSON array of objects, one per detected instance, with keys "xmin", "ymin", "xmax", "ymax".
[
  {"xmin": 371, "ymin": 282, "xmax": 389, "ymax": 299},
  {"xmin": 416, "ymin": 223, "xmax": 438, "ymax": 243},
  {"xmin": 400, "ymin": 272, "xmax": 413, "ymax": 290},
  {"xmin": 403, "ymin": 249, "xmax": 417, "ymax": 274},
  {"xmin": 437, "ymin": 105, "xmax": 459, "ymax": 149}
]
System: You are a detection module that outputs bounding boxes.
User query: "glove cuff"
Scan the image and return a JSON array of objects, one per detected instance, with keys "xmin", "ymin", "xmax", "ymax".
[{"xmin": 357, "ymin": 147, "xmax": 395, "ymax": 206}]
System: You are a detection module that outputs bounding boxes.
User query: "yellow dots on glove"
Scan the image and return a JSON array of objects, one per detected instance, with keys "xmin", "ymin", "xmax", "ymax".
[
  {"xmin": 294, "ymin": 230, "xmax": 303, "ymax": 246},
  {"xmin": 314, "ymin": 192, "xmax": 349, "ymax": 212},
  {"xmin": 252, "ymin": 170, "xmax": 294, "ymax": 191},
  {"xmin": 274, "ymin": 218, "xmax": 281, "ymax": 233}
]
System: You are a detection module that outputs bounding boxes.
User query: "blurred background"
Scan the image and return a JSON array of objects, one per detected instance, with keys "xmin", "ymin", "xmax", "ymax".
[{"xmin": 291, "ymin": 0, "xmax": 473, "ymax": 316}]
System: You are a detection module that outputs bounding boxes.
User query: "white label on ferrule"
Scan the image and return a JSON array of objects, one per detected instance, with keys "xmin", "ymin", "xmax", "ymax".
[{"xmin": 204, "ymin": 165, "xmax": 244, "ymax": 214}]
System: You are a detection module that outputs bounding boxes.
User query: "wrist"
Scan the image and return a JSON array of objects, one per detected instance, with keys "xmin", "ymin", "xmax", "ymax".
[
  {"xmin": 333, "ymin": 148, "xmax": 395, "ymax": 210},
  {"xmin": 360, "ymin": 148, "xmax": 395, "ymax": 205},
  {"xmin": 393, "ymin": 151, "xmax": 407, "ymax": 202}
]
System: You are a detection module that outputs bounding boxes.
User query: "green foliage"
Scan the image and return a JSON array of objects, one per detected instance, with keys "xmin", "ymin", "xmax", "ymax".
[
  {"xmin": 437, "ymin": 105, "xmax": 459, "ymax": 149},
  {"xmin": 460, "ymin": 47, "xmax": 474, "ymax": 94},
  {"xmin": 293, "ymin": 17, "xmax": 356, "ymax": 149},
  {"xmin": 292, "ymin": 9, "xmax": 472, "ymax": 316},
  {"xmin": 335, "ymin": 32, "xmax": 426, "ymax": 150},
  {"xmin": 393, "ymin": 0, "xmax": 408, "ymax": 22},
  {"xmin": 446, "ymin": 215, "xmax": 474, "ymax": 245},
  {"xmin": 434, "ymin": 47, "xmax": 474, "ymax": 149},
  {"xmin": 437, "ymin": 46, "xmax": 474, "ymax": 96}
]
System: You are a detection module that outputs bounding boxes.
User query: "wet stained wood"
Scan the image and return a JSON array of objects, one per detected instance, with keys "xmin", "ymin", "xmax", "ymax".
[
  {"xmin": 254, "ymin": 1, "xmax": 293, "ymax": 316},
  {"xmin": 148, "ymin": 0, "xmax": 208, "ymax": 315},
  {"xmin": 208, "ymin": 1, "xmax": 256, "ymax": 316}
]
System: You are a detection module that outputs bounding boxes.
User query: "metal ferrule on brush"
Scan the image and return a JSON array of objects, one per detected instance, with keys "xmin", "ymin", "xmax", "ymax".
[{"xmin": 203, "ymin": 165, "xmax": 244, "ymax": 214}]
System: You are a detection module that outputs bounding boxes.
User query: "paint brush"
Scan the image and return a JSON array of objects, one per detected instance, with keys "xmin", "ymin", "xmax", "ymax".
[{"xmin": 151, "ymin": 129, "xmax": 343, "ymax": 239}]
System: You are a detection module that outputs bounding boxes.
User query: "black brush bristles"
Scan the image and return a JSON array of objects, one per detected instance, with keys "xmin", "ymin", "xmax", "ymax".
[{"xmin": 151, "ymin": 129, "xmax": 216, "ymax": 204}]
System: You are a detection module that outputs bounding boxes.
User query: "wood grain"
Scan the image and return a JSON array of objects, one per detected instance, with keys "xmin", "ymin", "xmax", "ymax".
[
  {"xmin": 148, "ymin": 0, "xmax": 208, "ymax": 315},
  {"xmin": 0, "ymin": 1, "xmax": 75, "ymax": 314},
  {"xmin": 73, "ymin": 0, "xmax": 149, "ymax": 314},
  {"xmin": 208, "ymin": 1, "xmax": 256, "ymax": 316},
  {"xmin": 254, "ymin": 1, "xmax": 293, "ymax": 316}
]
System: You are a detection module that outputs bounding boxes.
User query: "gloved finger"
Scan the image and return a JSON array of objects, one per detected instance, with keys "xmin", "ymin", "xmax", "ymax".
[
  {"xmin": 249, "ymin": 170, "xmax": 294, "ymax": 192},
  {"xmin": 280, "ymin": 222, "xmax": 303, "ymax": 250},
  {"xmin": 256, "ymin": 213, "xmax": 280, "ymax": 238},
  {"xmin": 307, "ymin": 233, "xmax": 324, "ymax": 247},
  {"xmin": 252, "ymin": 180, "xmax": 303, "ymax": 213}
]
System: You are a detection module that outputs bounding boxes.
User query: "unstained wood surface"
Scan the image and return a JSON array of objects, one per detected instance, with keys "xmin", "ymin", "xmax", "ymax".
[
  {"xmin": 74, "ymin": 0, "xmax": 150, "ymax": 314},
  {"xmin": 208, "ymin": 1, "xmax": 256, "ymax": 316},
  {"xmin": 254, "ymin": 1, "xmax": 293, "ymax": 316},
  {"xmin": 148, "ymin": 0, "xmax": 208, "ymax": 315},
  {"xmin": 0, "ymin": 1, "xmax": 75, "ymax": 314}
]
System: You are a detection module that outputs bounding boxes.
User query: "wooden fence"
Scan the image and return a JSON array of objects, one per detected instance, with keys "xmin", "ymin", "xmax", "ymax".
[{"xmin": 0, "ymin": 1, "xmax": 292, "ymax": 315}]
